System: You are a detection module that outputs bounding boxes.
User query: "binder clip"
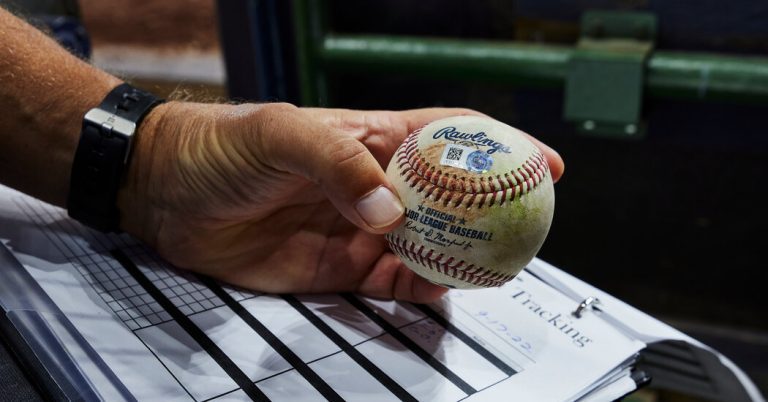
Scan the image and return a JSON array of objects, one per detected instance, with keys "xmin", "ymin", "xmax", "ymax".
[{"xmin": 572, "ymin": 296, "xmax": 601, "ymax": 318}]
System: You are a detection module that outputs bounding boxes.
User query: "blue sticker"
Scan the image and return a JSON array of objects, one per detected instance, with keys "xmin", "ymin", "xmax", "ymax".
[{"xmin": 466, "ymin": 150, "xmax": 493, "ymax": 173}]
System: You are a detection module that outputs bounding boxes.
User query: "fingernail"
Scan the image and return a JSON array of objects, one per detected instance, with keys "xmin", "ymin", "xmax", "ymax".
[{"xmin": 356, "ymin": 186, "xmax": 404, "ymax": 229}]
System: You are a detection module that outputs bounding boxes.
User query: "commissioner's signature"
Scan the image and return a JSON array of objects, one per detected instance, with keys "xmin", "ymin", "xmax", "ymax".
[
  {"xmin": 433, "ymin": 232, "xmax": 474, "ymax": 250},
  {"xmin": 405, "ymin": 221, "xmax": 474, "ymax": 250}
]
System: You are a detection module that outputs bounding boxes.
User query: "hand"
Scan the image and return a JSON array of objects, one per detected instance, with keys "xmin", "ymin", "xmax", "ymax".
[{"xmin": 118, "ymin": 102, "xmax": 564, "ymax": 303}]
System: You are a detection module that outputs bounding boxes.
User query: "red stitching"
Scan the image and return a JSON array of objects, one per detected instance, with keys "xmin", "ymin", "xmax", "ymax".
[
  {"xmin": 394, "ymin": 129, "xmax": 550, "ymax": 209},
  {"xmin": 385, "ymin": 234, "xmax": 515, "ymax": 288}
]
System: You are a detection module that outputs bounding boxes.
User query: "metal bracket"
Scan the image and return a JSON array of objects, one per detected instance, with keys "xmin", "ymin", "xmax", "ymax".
[{"xmin": 564, "ymin": 11, "xmax": 657, "ymax": 139}]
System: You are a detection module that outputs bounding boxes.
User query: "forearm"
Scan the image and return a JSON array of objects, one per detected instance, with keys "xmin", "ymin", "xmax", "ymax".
[{"xmin": 0, "ymin": 7, "xmax": 122, "ymax": 206}]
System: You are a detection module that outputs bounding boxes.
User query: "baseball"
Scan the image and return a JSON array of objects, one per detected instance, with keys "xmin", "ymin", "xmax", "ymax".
[{"xmin": 385, "ymin": 116, "xmax": 555, "ymax": 289}]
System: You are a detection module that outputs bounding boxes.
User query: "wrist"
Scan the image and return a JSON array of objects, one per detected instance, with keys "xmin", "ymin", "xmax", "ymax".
[{"xmin": 116, "ymin": 101, "xmax": 176, "ymax": 243}]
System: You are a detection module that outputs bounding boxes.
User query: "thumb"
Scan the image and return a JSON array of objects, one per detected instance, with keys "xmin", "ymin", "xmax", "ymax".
[
  {"xmin": 259, "ymin": 104, "xmax": 405, "ymax": 233},
  {"xmin": 315, "ymin": 136, "xmax": 405, "ymax": 233}
]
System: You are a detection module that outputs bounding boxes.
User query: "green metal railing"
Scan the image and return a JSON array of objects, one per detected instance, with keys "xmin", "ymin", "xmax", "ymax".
[
  {"xmin": 322, "ymin": 36, "xmax": 768, "ymax": 103},
  {"xmin": 293, "ymin": 1, "xmax": 768, "ymax": 108}
]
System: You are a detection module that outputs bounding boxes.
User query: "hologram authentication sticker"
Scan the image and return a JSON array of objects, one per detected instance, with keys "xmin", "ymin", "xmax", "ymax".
[{"xmin": 439, "ymin": 144, "xmax": 493, "ymax": 173}]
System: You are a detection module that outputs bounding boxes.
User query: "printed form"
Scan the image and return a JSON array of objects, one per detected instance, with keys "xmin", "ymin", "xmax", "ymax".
[{"xmin": 0, "ymin": 186, "xmax": 644, "ymax": 401}]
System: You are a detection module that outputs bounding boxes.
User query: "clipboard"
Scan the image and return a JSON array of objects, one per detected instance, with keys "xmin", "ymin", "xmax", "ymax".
[
  {"xmin": 526, "ymin": 259, "xmax": 765, "ymax": 402},
  {"xmin": 0, "ymin": 243, "xmax": 135, "ymax": 402},
  {"xmin": 0, "ymin": 184, "xmax": 763, "ymax": 402}
]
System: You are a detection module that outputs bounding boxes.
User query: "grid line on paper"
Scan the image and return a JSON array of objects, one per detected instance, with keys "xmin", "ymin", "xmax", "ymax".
[
  {"xmin": 196, "ymin": 275, "xmax": 345, "ymax": 402},
  {"xmin": 15, "ymin": 197, "xmax": 175, "ymax": 330},
  {"xmin": 222, "ymin": 284, "xmax": 261, "ymax": 302},
  {"xmin": 132, "ymin": 332, "xmax": 197, "ymax": 401},
  {"xmin": 14, "ymin": 196, "xmax": 259, "ymax": 400},
  {"xmin": 456, "ymin": 376, "xmax": 512, "ymax": 402},
  {"xmin": 281, "ymin": 294, "xmax": 418, "ymax": 402},
  {"xmin": 111, "ymin": 248, "xmax": 271, "ymax": 402},
  {"xmin": 14, "ymin": 196, "xmax": 262, "ymax": 331},
  {"xmin": 14, "ymin": 197, "xmax": 230, "ymax": 330},
  {"xmin": 341, "ymin": 294, "xmax": 478, "ymax": 396},
  {"xmin": 14, "ymin": 195, "xmax": 521, "ymax": 402},
  {"xmin": 410, "ymin": 303, "xmax": 519, "ymax": 376},
  {"xmin": 121, "ymin": 245, "xmax": 228, "ymax": 316}
]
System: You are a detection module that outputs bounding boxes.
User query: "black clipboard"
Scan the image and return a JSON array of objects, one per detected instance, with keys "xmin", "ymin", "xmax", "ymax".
[{"xmin": 0, "ymin": 243, "xmax": 135, "ymax": 402}]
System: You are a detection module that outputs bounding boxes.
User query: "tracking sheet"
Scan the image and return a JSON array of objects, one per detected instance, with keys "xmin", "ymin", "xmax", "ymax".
[{"xmin": 0, "ymin": 185, "xmax": 651, "ymax": 401}]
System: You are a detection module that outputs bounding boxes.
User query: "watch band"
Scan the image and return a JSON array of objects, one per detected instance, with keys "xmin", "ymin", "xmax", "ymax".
[{"xmin": 67, "ymin": 83, "xmax": 163, "ymax": 232}]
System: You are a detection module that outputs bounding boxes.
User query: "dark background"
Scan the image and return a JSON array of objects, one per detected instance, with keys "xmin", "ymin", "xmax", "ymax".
[
  {"xmin": 324, "ymin": 0, "xmax": 767, "ymax": 328},
  {"xmin": 320, "ymin": 0, "xmax": 768, "ymax": 391}
]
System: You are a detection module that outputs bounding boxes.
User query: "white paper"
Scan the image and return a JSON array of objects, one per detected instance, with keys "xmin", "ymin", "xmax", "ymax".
[
  {"xmin": 526, "ymin": 259, "xmax": 766, "ymax": 402},
  {"xmin": 1, "ymin": 185, "xmax": 754, "ymax": 401}
]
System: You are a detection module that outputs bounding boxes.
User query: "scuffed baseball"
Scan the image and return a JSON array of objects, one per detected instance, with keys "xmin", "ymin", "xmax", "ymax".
[{"xmin": 385, "ymin": 116, "xmax": 555, "ymax": 289}]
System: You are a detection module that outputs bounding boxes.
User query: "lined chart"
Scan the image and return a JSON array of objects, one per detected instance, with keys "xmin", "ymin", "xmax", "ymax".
[{"xmin": 14, "ymin": 196, "xmax": 525, "ymax": 402}]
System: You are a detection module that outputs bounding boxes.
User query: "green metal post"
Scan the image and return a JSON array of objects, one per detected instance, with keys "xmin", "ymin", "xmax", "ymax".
[
  {"xmin": 319, "ymin": 35, "xmax": 768, "ymax": 105},
  {"xmin": 292, "ymin": 0, "xmax": 329, "ymax": 106}
]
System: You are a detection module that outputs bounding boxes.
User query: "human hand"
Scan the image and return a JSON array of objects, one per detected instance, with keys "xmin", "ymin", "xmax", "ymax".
[{"xmin": 118, "ymin": 102, "xmax": 564, "ymax": 303}]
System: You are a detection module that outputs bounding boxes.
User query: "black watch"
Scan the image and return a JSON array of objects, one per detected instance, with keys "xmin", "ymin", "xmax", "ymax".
[{"xmin": 67, "ymin": 83, "xmax": 163, "ymax": 232}]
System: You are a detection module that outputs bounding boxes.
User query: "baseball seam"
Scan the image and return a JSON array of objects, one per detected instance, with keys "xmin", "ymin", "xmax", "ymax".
[
  {"xmin": 396, "ymin": 128, "xmax": 550, "ymax": 209},
  {"xmin": 386, "ymin": 233, "xmax": 515, "ymax": 288}
]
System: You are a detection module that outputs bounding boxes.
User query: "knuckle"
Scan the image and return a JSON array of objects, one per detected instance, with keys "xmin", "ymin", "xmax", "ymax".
[
  {"xmin": 241, "ymin": 102, "xmax": 299, "ymax": 130},
  {"xmin": 261, "ymin": 102, "xmax": 299, "ymax": 115},
  {"xmin": 327, "ymin": 138, "xmax": 370, "ymax": 169},
  {"xmin": 239, "ymin": 102, "xmax": 300, "ymax": 155},
  {"xmin": 454, "ymin": 107, "xmax": 481, "ymax": 116}
]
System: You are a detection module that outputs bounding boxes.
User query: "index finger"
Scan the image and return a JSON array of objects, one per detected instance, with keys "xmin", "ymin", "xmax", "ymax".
[
  {"xmin": 393, "ymin": 108, "xmax": 564, "ymax": 183},
  {"xmin": 303, "ymin": 107, "xmax": 564, "ymax": 182}
]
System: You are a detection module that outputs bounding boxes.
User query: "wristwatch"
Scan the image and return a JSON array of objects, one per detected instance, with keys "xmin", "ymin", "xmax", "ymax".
[{"xmin": 67, "ymin": 83, "xmax": 163, "ymax": 232}]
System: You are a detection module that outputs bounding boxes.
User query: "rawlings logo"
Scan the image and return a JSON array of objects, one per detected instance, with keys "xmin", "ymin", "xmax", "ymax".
[{"xmin": 432, "ymin": 126, "xmax": 511, "ymax": 154}]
